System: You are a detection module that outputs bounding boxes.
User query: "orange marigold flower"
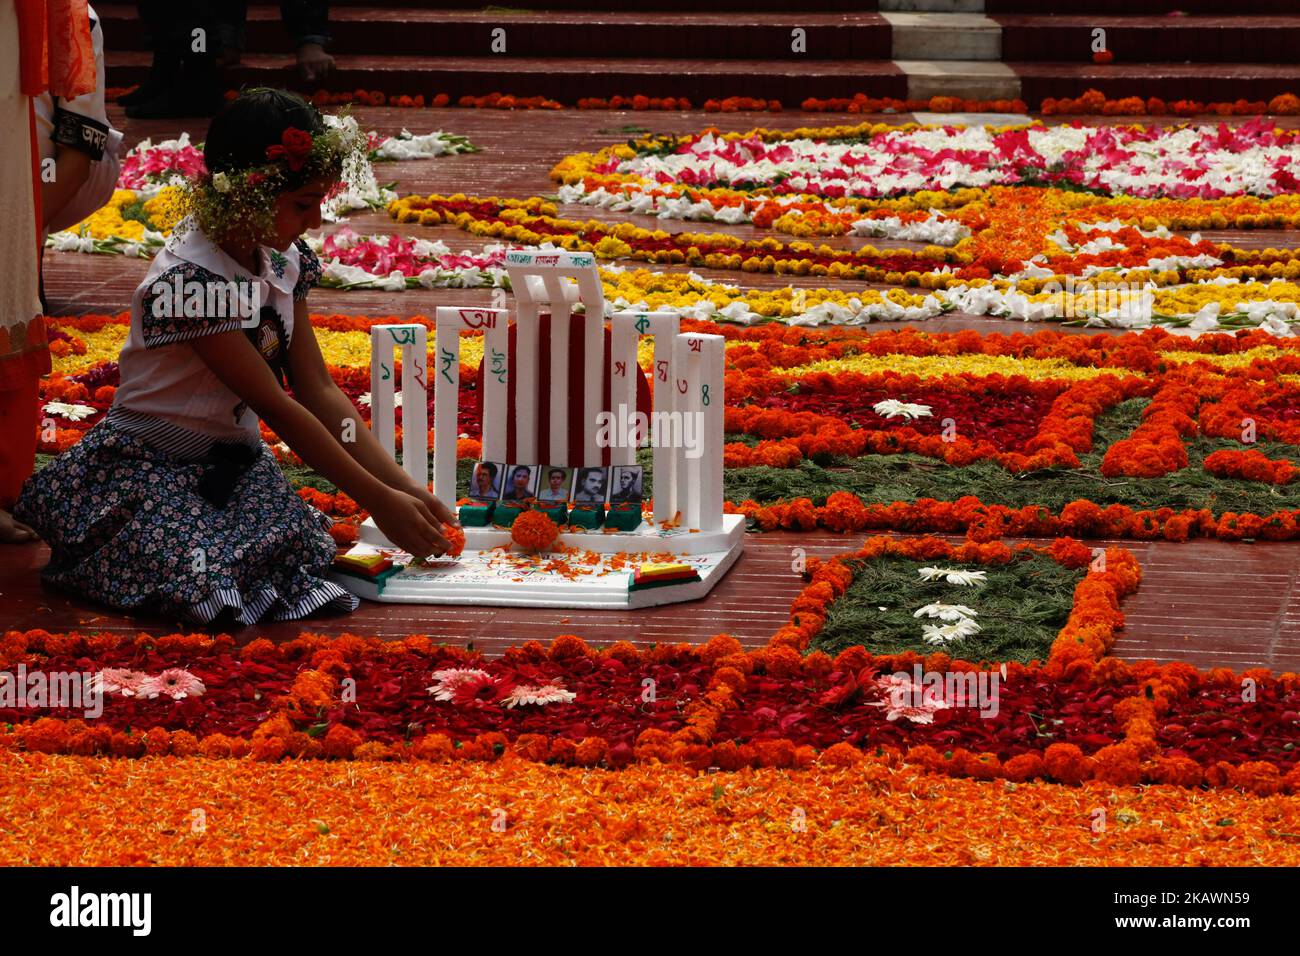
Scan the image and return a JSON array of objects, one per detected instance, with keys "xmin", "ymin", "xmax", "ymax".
[
  {"xmin": 760, "ymin": 645, "xmax": 805, "ymax": 678},
  {"xmin": 819, "ymin": 742, "xmax": 863, "ymax": 768},
  {"xmin": 1152, "ymin": 755, "xmax": 1203, "ymax": 788},
  {"xmin": 443, "ymin": 523, "xmax": 466, "ymax": 557},
  {"xmin": 411, "ymin": 733, "xmax": 455, "ymax": 761},
  {"xmin": 322, "ymin": 725, "xmax": 362, "ymax": 760},
  {"xmin": 512, "ymin": 734, "xmax": 551, "ymax": 762},
  {"xmin": 1093, "ymin": 742, "xmax": 1144, "ymax": 786},
  {"xmin": 19, "ymin": 718, "xmax": 69, "ymax": 754},
  {"xmin": 142, "ymin": 727, "xmax": 172, "ymax": 757},
  {"xmin": 1231, "ymin": 761, "xmax": 1283, "ymax": 796},
  {"xmin": 548, "ymin": 634, "xmax": 591, "ymax": 661},
  {"xmin": 1043, "ymin": 743, "xmax": 1095, "ymax": 785},
  {"xmin": 171, "ymin": 731, "xmax": 199, "ymax": 758},
  {"xmin": 353, "ymin": 741, "xmax": 400, "ymax": 761},
  {"xmin": 1002, "ymin": 752, "xmax": 1045, "ymax": 782},
  {"xmin": 329, "ymin": 522, "xmax": 359, "ymax": 545},
  {"xmin": 510, "ymin": 509, "xmax": 560, "ymax": 551},
  {"xmin": 573, "ymin": 737, "xmax": 609, "ymax": 766}
]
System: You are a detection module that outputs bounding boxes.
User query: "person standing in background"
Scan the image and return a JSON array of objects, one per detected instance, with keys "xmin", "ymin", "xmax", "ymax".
[
  {"xmin": 120, "ymin": 0, "xmax": 333, "ymax": 119},
  {"xmin": 35, "ymin": 3, "xmax": 123, "ymax": 305},
  {"xmin": 215, "ymin": 1, "xmax": 335, "ymax": 84},
  {"xmin": 120, "ymin": 0, "xmax": 222, "ymax": 119},
  {"xmin": 0, "ymin": 0, "xmax": 96, "ymax": 543}
]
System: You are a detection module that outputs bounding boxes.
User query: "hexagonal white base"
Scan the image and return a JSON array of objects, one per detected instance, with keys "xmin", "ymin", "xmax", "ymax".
[{"xmin": 332, "ymin": 514, "xmax": 746, "ymax": 609}]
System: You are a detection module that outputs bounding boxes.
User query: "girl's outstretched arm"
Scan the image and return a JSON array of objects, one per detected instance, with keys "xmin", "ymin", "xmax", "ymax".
[
  {"xmin": 286, "ymin": 302, "xmax": 457, "ymax": 527},
  {"xmin": 188, "ymin": 329, "xmax": 451, "ymax": 557}
]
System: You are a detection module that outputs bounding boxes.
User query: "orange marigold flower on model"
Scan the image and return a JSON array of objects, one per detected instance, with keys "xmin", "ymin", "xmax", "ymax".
[{"xmin": 510, "ymin": 510, "xmax": 560, "ymax": 551}]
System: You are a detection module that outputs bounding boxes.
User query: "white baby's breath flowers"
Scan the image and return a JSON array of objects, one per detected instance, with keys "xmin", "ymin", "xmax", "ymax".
[
  {"xmin": 325, "ymin": 113, "xmax": 362, "ymax": 152},
  {"xmin": 873, "ymin": 399, "xmax": 933, "ymax": 419}
]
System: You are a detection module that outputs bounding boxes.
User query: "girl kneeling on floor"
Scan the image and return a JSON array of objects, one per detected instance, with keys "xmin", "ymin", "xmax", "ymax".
[{"xmin": 16, "ymin": 88, "xmax": 455, "ymax": 624}]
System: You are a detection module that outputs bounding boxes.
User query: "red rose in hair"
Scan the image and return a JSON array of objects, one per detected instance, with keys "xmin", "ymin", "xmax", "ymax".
[{"xmin": 265, "ymin": 127, "xmax": 314, "ymax": 171}]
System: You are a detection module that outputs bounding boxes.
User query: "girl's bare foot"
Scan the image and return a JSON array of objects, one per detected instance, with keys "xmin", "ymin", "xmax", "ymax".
[{"xmin": 0, "ymin": 510, "xmax": 37, "ymax": 544}]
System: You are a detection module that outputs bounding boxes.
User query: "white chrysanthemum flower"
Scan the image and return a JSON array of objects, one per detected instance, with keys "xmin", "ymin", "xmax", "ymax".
[
  {"xmin": 916, "ymin": 566, "xmax": 987, "ymax": 586},
  {"xmin": 873, "ymin": 399, "xmax": 933, "ymax": 419},
  {"xmin": 922, "ymin": 618, "xmax": 982, "ymax": 644},
  {"xmin": 212, "ymin": 172, "xmax": 231, "ymax": 193},
  {"xmin": 913, "ymin": 603, "xmax": 978, "ymax": 622},
  {"xmin": 43, "ymin": 401, "xmax": 97, "ymax": 421},
  {"xmin": 502, "ymin": 683, "xmax": 577, "ymax": 709}
]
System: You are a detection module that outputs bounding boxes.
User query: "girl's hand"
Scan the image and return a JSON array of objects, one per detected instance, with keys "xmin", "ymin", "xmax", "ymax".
[
  {"xmin": 405, "ymin": 483, "xmax": 460, "ymax": 529},
  {"xmin": 369, "ymin": 489, "xmax": 450, "ymax": 559}
]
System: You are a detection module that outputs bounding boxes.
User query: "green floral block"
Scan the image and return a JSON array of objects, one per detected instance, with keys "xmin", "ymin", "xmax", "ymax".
[
  {"xmin": 566, "ymin": 505, "xmax": 605, "ymax": 530},
  {"xmin": 604, "ymin": 505, "xmax": 644, "ymax": 532},
  {"xmin": 458, "ymin": 503, "xmax": 495, "ymax": 526},
  {"xmin": 535, "ymin": 503, "xmax": 569, "ymax": 525},
  {"xmin": 493, "ymin": 501, "xmax": 530, "ymax": 528}
]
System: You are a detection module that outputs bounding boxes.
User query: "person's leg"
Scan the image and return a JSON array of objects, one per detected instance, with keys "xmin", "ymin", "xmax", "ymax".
[
  {"xmin": 118, "ymin": 0, "xmax": 182, "ymax": 106},
  {"xmin": 0, "ymin": 368, "xmax": 41, "ymax": 543},
  {"xmin": 215, "ymin": 0, "xmax": 248, "ymax": 68},
  {"xmin": 125, "ymin": 0, "xmax": 223, "ymax": 119}
]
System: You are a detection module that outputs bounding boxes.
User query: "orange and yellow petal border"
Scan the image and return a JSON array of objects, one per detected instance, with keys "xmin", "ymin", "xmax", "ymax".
[{"xmin": 5, "ymin": 750, "xmax": 1300, "ymax": 866}]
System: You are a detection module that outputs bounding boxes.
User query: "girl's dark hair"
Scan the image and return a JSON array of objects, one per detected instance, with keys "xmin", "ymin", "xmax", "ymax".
[{"xmin": 204, "ymin": 88, "xmax": 333, "ymax": 189}]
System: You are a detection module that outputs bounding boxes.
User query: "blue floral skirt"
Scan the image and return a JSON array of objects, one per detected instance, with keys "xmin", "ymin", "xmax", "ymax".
[{"xmin": 14, "ymin": 413, "xmax": 359, "ymax": 625}]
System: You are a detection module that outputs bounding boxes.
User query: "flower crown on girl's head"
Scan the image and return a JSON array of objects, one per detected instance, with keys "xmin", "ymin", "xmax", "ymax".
[{"xmin": 183, "ymin": 101, "xmax": 367, "ymax": 241}]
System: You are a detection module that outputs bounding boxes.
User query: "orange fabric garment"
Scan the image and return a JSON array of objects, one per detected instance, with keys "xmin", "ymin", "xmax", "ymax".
[
  {"xmin": 15, "ymin": 0, "xmax": 94, "ymax": 98},
  {"xmin": 0, "ymin": 367, "xmax": 41, "ymax": 510},
  {"xmin": 2, "ymin": 0, "xmax": 91, "ymax": 501}
]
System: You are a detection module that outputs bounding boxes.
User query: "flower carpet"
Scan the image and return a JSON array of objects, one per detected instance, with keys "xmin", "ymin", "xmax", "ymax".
[
  {"xmin": 37, "ymin": 312, "xmax": 1300, "ymax": 545},
  {"xmin": 20, "ymin": 105, "xmax": 1300, "ymax": 868},
  {"xmin": 6, "ymin": 533, "xmax": 1300, "ymax": 864}
]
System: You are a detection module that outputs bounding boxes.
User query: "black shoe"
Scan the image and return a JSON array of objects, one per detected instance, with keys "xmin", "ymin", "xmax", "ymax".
[{"xmin": 117, "ymin": 52, "xmax": 180, "ymax": 106}]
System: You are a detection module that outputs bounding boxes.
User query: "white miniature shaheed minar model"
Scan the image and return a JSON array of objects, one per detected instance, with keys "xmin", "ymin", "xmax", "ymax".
[{"xmin": 329, "ymin": 249, "xmax": 745, "ymax": 608}]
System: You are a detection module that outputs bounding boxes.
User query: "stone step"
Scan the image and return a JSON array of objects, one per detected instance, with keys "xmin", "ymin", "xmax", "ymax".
[
  {"xmin": 1012, "ymin": 60, "xmax": 1300, "ymax": 104},
  {"xmin": 883, "ymin": 12, "xmax": 1000, "ymax": 61},
  {"xmin": 888, "ymin": 0, "xmax": 1293, "ymax": 9},
  {"xmin": 95, "ymin": 6, "xmax": 891, "ymax": 59},
  {"xmin": 104, "ymin": 50, "xmax": 909, "ymax": 102},
  {"xmin": 984, "ymin": 0, "xmax": 1293, "ymax": 12},
  {"xmin": 880, "ymin": 0, "xmax": 985, "ymax": 12},
  {"xmin": 897, "ymin": 59, "xmax": 1016, "ymax": 99},
  {"xmin": 320, "ymin": 0, "xmax": 877, "ymax": 8},
  {"xmin": 997, "ymin": 15, "xmax": 1300, "ymax": 64}
]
